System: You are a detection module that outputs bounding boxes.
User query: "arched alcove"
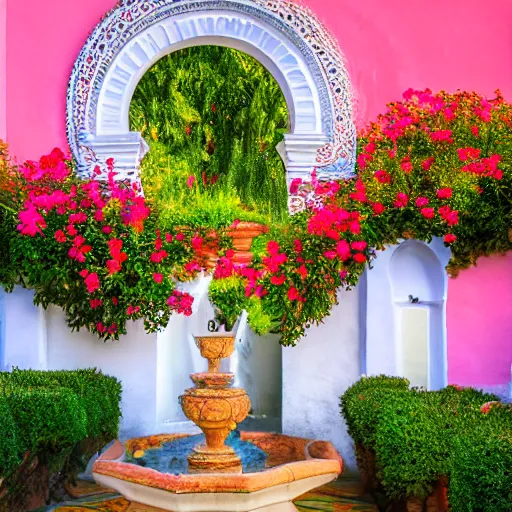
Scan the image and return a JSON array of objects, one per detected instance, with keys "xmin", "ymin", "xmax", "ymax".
[
  {"xmin": 66, "ymin": 0, "xmax": 357, "ymax": 212},
  {"xmin": 366, "ymin": 239, "xmax": 451, "ymax": 390}
]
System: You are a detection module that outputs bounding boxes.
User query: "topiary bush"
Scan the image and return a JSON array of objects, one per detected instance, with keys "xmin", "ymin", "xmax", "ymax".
[
  {"xmin": 0, "ymin": 369, "xmax": 122, "ymax": 511},
  {"xmin": 341, "ymin": 377, "xmax": 511, "ymax": 511}
]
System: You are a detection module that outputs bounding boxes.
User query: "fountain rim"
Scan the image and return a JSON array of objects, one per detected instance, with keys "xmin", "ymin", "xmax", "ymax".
[{"xmin": 92, "ymin": 433, "xmax": 342, "ymax": 494}]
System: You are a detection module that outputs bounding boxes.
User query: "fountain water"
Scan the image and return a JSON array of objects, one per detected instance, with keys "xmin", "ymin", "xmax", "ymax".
[{"xmin": 92, "ymin": 330, "xmax": 343, "ymax": 512}]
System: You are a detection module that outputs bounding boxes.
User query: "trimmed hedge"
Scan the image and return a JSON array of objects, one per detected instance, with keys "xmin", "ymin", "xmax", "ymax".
[
  {"xmin": 0, "ymin": 368, "xmax": 122, "ymax": 510},
  {"xmin": 340, "ymin": 377, "xmax": 511, "ymax": 511}
]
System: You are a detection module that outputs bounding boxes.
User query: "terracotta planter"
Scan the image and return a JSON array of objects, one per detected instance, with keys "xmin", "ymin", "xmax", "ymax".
[{"xmin": 226, "ymin": 221, "xmax": 268, "ymax": 264}]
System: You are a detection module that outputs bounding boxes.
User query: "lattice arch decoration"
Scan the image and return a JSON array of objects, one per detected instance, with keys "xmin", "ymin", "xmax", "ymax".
[{"xmin": 67, "ymin": 0, "xmax": 357, "ymax": 209}]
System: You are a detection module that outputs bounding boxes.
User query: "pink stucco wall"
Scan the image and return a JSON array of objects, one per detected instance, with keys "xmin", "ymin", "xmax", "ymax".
[{"xmin": 4, "ymin": 0, "xmax": 512, "ymax": 388}]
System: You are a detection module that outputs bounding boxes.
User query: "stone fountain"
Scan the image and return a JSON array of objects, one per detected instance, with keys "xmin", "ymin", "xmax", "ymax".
[{"xmin": 92, "ymin": 331, "xmax": 343, "ymax": 512}]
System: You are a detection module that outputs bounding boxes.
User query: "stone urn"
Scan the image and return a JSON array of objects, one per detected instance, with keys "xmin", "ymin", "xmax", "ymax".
[
  {"xmin": 226, "ymin": 221, "xmax": 268, "ymax": 264},
  {"xmin": 180, "ymin": 333, "xmax": 251, "ymax": 473}
]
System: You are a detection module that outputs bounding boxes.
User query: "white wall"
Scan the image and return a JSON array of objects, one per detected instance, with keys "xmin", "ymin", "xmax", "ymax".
[{"xmin": 282, "ymin": 286, "xmax": 363, "ymax": 471}]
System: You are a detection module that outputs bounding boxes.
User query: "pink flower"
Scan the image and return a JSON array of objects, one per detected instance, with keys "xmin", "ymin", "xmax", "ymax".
[
  {"xmin": 293, "ymin": 239, "xmax": 303, "ymax": 253},
  {"xmin": 350, "ymin": 191, "xmax": 367, "ymax": 203},
  {"xmin": 102, "ymin": 226, "xmax": 113, "ymax": 234},
  {"xmin": 175, "ymin": 233, "xmax": 184, "ymax": 242},
  {"xmin": 225, "ymin": 249, "xmax": 235, "ymax": 259},
  {"xmin": 290, "ymin": 178, "xmax": 302, "ymax": 194},
  {"xmin": 192, "ymin": 236, "xmax": 203, "ymax": 251},
  {"xmin": 18, "ymin": 203, "xmax": 46, "ymax": 236},
  {"xmin": 415, "ymin": 197, "xmax": 429, "ymax": 207},
  {"xmin": 155, "ymin": 238, "xmax": 163, "ymax": 250},
  {"xmin": 422, "ymin": 158, "xmax": 434, "ymax": 171},
  {"xmin": 437, "ymin": 188, "xmax": 453, "ymax": 199},
  {"xmin": 324, "ymin": 251, "xmax": 337, "ymax": 260},
  {"xmin": 349, "ymin": 220, "xmax": 361, "ymax": 235},
  {"xmin": 84, "ymin": 272, "xmax": 100, "ymax": 293},
  {"xmin": 79, "ymin": 269, "xmax": 89, "ymax": 278},
  {"xmin": 364, "ymin": 142, "xmax": 376, "ymax": 154},
  {"xmin": 471, "ymin": 125, "xmax": 479, "ymax": 137},
  {"xmin": 153, "ymin": 273, "xmax": 164, "ymax": 283},
  {"xmin": 112, "ymin": 297, "xmax": 119, "ymax": 306},
  {"xmin": 356, "ymin": 153, "xmax": 373, "ymax": 170},
  {"xmin": 337, "ymin": 240, "xmax": 352, "ymax": 261},
  {"xmin": 457, "ymin": 147, "xmax": 481, "ymax": 161},
  {"xmin": 400, "ymin": 157, "xmax": 413, "ymax": 173},
  {"xmin": 421, "ymin": 208, "xmax": 435, "ymax": 219},
  {"xmin": 127, "ymin": 305, "xmax": 141, "ymax": 316},
  {"xmin": 394, "ymin": 192, "xmax": 409, "ymax": 208},
  {"xmin": 165, "ymin": 233, "xmax": 173, "ymax": 243},
  {"xmin": 94, "ymin": 209, "xmax": 104, "ymax": 222},
  {"xmin": 444, "ymin": 233, "xmax": 457, "ymax": 244},
  {"xmin": 187, "ymin": 175, "xmax": 196, "ymax": 189},
  {"xmin": 96, "ymin": 323, "xmax": 106, "ymax": 334},
  {"xmin": 69, "ymin": 212, "xmax": 87, "ymax": 224},
  {"xmin": 446, "ymin": 210, "xmax": 459, "ymax": 226},
  {"xmin": 54, "ymin": 230, "xmax": 66, "ymax": 243},
  {"xmin": 267, "ymin": 241, "xmax": 280, "ymax": 255}
]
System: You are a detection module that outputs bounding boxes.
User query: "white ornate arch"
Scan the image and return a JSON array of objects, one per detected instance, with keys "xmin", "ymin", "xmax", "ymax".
[{"xmin": 67, "ymin": 0, "xmax": 357, "ymax": 196}]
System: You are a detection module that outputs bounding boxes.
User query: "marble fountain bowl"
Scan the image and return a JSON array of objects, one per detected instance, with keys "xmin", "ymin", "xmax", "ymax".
[{"xmin": 92, "ymin": 431, "xmax": 343, "ymax": 512}]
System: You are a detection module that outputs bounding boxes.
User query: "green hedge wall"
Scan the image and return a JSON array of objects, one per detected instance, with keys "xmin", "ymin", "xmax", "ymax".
[
  {"xmin": 340, "ymin": 377, "xmax": 511, "ymax": 511},
  {"xmin": 0, "ymin": 368, "xmax": 122, "ymax": 503}
]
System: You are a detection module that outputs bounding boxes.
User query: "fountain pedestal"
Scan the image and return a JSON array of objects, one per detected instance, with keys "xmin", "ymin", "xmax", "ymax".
[{"xmin": 180, "ymin": 334, "xmax": 251, "ymax": 474}]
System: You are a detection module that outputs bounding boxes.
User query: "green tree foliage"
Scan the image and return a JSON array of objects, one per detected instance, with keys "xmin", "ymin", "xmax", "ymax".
[{"xmin": 130, "ymin": 46, "xmax": 289, "ymax": 223}]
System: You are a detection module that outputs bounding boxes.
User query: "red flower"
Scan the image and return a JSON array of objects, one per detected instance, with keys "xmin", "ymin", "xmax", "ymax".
[
  {"xmin": 112, "ymin": 297, "xmax": 119, "ymax": 306},
  {"xmin": 351, "ymin": 241, "xmax": 367, "ymax": 251},
  {"xmin": 437, "ymin": 188, "xmax": 453, "ymax": 199},
  {"xmin": 187, "ymin": 175, "xmax": 195, "ymax": 189},
  {"xmin": 353, "ymin": 253, "xmax": 367, "ymax": 264},
  {"xmin": 293, "ymin": 239, "xmax": 303, "ymax": 253},
  {"xmin": 155, "ymin": 238, "xmax": 163, "ymax": 250},
  {"xmin": 102, "ymin": 226, "xmax": 113, "ymax": 234},
  {"xmin": 297, "ymin": 265, "xmax": 308, "ymax": 280},
  {"xmin": 471, "ymin": 125, "xmax": 479, "ymax": 137},
  {"xmin": 54, "ymin": 230, "xmax": 66, "ymax": 243},
  {"xmin": 176, "ymin": 233, "xmax": 185, "ymax": 242},
  {"xmin": 96, "ymin": 323, "xmax": 106, "ymax": 334},
  {"xmin": 394, "ymin": 192, "xmax": 408, "ymax": 208},
  {"xmin": 18, "ymin": 203, "xmax": 46, "ymax": 236},
  {"xmin": 165, "ymin": 233, "xmax": 173, "ymax": 243},
  {"xmin": 415, "ymin": 197, "xmax": 429, "ymax": 207},
  {"xmin": 150, "ymin": 250, "xmax": 168, "ymax": 263},
  {"xmin": 153, "ymin": 273, "xmax": 164, "ymax": 284},
  {"xmin": 372, "ymin": 203, "xmax": 385, "ymax": 215},
  {"xmin": 84, "ymin": 272, "xmax": 100, "ymax": 293},
  {"xmin": 288, "ymin": 287, "xmax": 300, "ymax": 301},
  {"xmin": 106, "ymin": 259, "xmax": 122, "ymax": 275},
  {"xmin": 94, "ymin": 209, "xmax": 104, "ymax": 222},
  {"xmin": 192, "ymin": 236, "xmax": 203, "ymax": 251},
  {"xmin": 79, "ymin": 269, "xmax": 89, "ymax": 278},
  {"xmin": 324, "ymin": 251, "xmax": 337, "ymax": 260},
  {"xmin": 421, "ymin": 208, "xmax": 435, "ymax": 219},
  {"xmin": 69, "ymin": 212, "xmax": 87, "ymax": 224},
  {"xmin": 374, "ymin": 170, "xmax": 391, "ymax": 184},
  {"xmin": 350, "ymin": 191, "xmax": 367, "ymax": 203},
  {"xmin": 446, "ymin": 210, "xmax": 459, "ymax": 226},
  {"xmin": 127, "ymin": 305, "xmax": 141, "ymax": 316},
  {"xmin": 444, "ymin": 233, "xmax": 457, "ymax": 244},
  {"xmin": 430, "ymin": 130, "xmax": 453, "ymax": 143},
  {"xmin": 270, "ymin": 275, "xmax": 286, "ymax": 285},
  {"xmin": 349, "ymin": 220, "xmax": 361, "ymax": 234},
  {"xmin": 457, "ymin": 147, "xmax": 481, "ymax": 161},
  {"xmin": 225, "ymin": 249, "xmax": 235, "ymax": 259},
  {"xmin": 90, "ymin": 299, "xmax": 102, "ymax": 309}
]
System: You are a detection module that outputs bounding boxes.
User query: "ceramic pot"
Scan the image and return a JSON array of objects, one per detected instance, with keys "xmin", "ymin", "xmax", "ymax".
[{"xmin": 194, "ymin": 333, "xmax": 236, "ymax": 373}]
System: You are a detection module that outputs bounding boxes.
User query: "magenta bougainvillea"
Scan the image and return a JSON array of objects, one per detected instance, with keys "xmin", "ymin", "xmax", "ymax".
[{"xmin": 1, "ymin": 88, "xmax": 512, "ymax": 345}]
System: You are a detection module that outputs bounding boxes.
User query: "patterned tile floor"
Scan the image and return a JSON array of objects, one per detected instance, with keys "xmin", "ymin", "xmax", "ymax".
[{"xmin": 43, "ymin": 476, "xmax": 378, "ymax": 512}]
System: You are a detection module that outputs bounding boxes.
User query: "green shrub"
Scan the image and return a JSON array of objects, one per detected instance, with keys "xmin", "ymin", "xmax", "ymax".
[
  {"xmin": 1, "ymin": 368, "xmax": 122, "ymax": 441},
  {"xmin": 341, "ymin": 376, "xmax": 511, "ymax": 509},
  {"xmin": 340, "ymin": 375, "xmax": 410, "ymax": 446},
  {"xmin": 449, "ymin": 406, "xmax": 512, "ymax": 512},
  {"xmin": 0, "ymin": 396, "xmax": 22, "ymax": 476}
]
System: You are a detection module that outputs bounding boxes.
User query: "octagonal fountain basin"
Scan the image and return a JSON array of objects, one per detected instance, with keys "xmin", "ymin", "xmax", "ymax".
[{"xmin": 92, "ymin": 431, "xmax": 343, "ymax": 512}]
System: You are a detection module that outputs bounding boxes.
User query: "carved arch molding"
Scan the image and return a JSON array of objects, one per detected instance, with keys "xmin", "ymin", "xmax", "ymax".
[{"xmin": 67, "ymin": 0, "xmax": 357, "ymax": 200}]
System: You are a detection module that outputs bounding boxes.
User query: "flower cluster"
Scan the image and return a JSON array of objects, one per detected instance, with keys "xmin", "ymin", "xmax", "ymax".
[
  {"xmin": 4, "ymin": 149, "xmax": 207, "ymax": 340},
  {"xmin": 353, "ymin": 88, "xmax": 512, "ymax": 274}
]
